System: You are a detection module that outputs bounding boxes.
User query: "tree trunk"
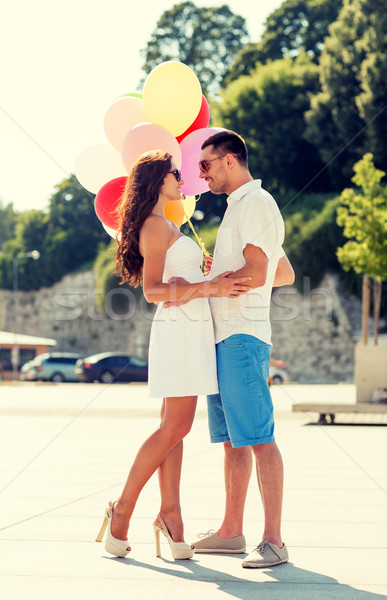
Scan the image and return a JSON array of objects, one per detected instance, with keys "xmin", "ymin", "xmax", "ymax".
[
  {"xmin": 362, "ymin": 274, "xmax": 370, "ymax": 345},
  {"xmin": 373, "ymin": 278, "xmax": 382, "ymax": 345}
]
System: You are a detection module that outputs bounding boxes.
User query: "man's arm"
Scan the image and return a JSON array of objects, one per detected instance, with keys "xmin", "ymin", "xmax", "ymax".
[
  {"xmin": 273, "ymin": 255, "xmax": 295, "ymax": 287},
  {"xmin": 228, "ymin": 244, "xmax": 268, "ymax": 288},
  {"xmin": 228, "ymin": 245, "xmax": 295, "ymax": 289}
]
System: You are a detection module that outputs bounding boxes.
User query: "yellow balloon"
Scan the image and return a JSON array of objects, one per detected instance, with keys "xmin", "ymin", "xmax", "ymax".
[
  {"xmin": 144, "ymin": 61, "xmax": 202, "ymax": 137},
  {"xmin": 181, "ymin": 195, "xmax": 196, "ymax": 224}
]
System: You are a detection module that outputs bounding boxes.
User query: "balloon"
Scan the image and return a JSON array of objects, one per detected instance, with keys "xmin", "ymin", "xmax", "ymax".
[
  {"xmin": 120, "ymin": 92, "xmax": 143, "ymax": 99},
  {"xmin": 176, "ymin": 95, "xmax": 210, "ymax": 143},
  {"xmin": 75, "ymin": 143, "xmax": 126, "ymax": 194},
  {"xmin": 165, "ymin": 199, "xmax": 185, "ymax": 227},
  {"xmin": 102, "ymin": 222, "xmax": 118, "ymax": 239},
  {"xmin": 143, "ymin": 61, "xmax": 202, "ymax": 137},
  {"xmin": 94, "ymin": 176, "xmax": 127, "ymax": 229},
  {"xmin": 181, "ymin": 195, "xmax": 197, "ymax": 224},
  {"xmin": 104, "ymin": 97, "xmax": 148, "ymax": 152},
  {"xmin": 165, "ymin": 195, "xmax": 197, "ymax": 227},
  {"xmin": 180, "ymin": 127, "xmax": 225, "ymax": 196},
  {"xmin": 121, "ymin": 122, "xmax": 182, "ymax": 173}
]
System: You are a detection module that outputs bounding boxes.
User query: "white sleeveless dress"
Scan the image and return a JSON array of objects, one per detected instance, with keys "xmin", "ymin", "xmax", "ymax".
[{"xmin": 148, "ymin": 236, "xmax": 219, "ymax": 398}]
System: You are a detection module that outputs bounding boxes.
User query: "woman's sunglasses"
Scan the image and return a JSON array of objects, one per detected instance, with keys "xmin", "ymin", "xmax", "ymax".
[
  {"xmin": 168, "ymin": 169, "xmax": 182, "ymax": 182},
  {"xmin": 198, "ymin": 154, "xmax": 227, "ymax": 173}
]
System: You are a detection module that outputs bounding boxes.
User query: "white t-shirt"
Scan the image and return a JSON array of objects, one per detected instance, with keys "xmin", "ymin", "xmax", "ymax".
[{"xmin": 209, "ymin": 180, "xmax": 285, "ymax": 345}]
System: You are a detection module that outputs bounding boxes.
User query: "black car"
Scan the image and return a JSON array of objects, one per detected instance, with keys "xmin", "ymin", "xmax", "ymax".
[{"xmin": 75, "ymin": 352, "xmax": 148, "ymax": 383}]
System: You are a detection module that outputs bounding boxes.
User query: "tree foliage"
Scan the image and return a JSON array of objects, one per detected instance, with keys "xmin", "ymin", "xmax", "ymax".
[
  {"xmin": 226, "ymin": 0, "xmax": 342, "ymax": 83},
  {"xmin": 0, "ymin": 200, "xmax": 18, "ymax": 248},
  {"xmin": 305, "ymin": 0, "xmax": 387, "ymax": 187},
  {"xmin": 284, "ymin": 194, "xmax": 344, "ymax": 288},
  {"xmin": 214, "ymin": 54, "xmax": 330, "ymax": 194},
  {"xmin": 141, "ymin": 1, "xmax": 248, "ymax": 96},
  {"xmin": 336, "ymin": 152, "xmax": 387, "ymax": 342},
  {"xmin": 336, "ymin": 153, "xmax": 387, "ymax": 280},
  {"xmin": 0, "ymin": 177, "xmax": 107, "ymax": 290}
]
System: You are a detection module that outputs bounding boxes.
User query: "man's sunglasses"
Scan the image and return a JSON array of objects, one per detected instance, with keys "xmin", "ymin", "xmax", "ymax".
[
  {"xmin": 198, "ymin": 154, "xmax": 227, "ymax": 173},
  {"xmin": 168, "ymin": 169, "xmax": 182, "ymax": 182}
]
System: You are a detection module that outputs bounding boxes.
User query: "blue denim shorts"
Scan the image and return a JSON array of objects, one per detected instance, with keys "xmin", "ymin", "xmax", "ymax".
[{"xmin": 207, "ymin": 334, "xmax": 275, "ymax": 448}]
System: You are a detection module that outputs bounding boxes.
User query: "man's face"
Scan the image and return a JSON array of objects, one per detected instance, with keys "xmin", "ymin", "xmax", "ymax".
[{"xmin": 199, "ymin": 145, "xmax": 229, "ymax": 195}]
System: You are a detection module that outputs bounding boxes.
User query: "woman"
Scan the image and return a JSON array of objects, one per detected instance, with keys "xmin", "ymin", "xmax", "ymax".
[{"xmin": 96, "ymin": 150, "xmax": 250, "ymax": 560}]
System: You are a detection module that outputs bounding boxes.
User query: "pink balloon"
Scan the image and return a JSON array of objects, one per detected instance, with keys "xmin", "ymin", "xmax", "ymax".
[
  {"xmin": 121, "ymin": 122, "xmax": 182, "ymax": 173},
  {"xmin": 180, "ymin": 127, "xmax": 225, "ymax": 196}
]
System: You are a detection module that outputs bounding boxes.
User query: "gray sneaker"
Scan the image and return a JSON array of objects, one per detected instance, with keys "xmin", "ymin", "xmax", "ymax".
[
  {"xmin": 192, "ymin": 529, "xmax": 246, "ymax": 554},
  {"xmin": 242, "ymin": 540, "xmax": 289, "ymax": 568}
]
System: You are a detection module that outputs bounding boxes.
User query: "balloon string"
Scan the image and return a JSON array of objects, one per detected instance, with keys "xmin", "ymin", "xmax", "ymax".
[{"xmin": 184, "ymin": 213, "xmax": 210, "ymax": 257}]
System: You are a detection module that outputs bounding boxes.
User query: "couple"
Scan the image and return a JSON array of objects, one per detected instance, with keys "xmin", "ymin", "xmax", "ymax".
[{"xmin": 96, "ymin": 130, "xmax": 295, "ymax": 568}]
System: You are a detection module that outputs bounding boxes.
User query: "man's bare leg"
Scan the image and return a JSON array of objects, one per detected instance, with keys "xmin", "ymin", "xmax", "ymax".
[
  {"xmin": 252, "ymin": 441, "xmax": 284, "ymax": 548},
  {"xmin": 217, "ymin": 442, "xmax": 252, "ymax": 538}
]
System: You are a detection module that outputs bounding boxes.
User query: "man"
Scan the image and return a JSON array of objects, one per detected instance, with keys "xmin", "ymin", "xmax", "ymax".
[{"xmin": 191, "ymin": 130, "xmax": 295, "ymax": 568}]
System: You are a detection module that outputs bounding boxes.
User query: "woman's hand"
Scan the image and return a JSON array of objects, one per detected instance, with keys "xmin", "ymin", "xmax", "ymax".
[
  {"xmin": 203, "ymin": 256, "xmax": 213, "ymax": 277},
  {"xmin": 210, "ymin": 271, "xmax": 252, "ymax": 297}
]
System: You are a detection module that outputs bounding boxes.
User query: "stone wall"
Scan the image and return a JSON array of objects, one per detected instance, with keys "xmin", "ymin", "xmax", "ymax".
[
  {"xmin": 0, "ymin": 270, "xmax": 154, "ymax": 360},
  {"xmin": 0, "ymin": 270, "xmax": 361, "ymax": 383},
  {"xmin": 271, "ymin": 274, "xmax": 359, "ymax": 383}
]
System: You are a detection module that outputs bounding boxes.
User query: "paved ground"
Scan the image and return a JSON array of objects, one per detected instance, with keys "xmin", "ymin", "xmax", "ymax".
[{"xmin": 0, "ymin": 382, "xmax": 386, "ymax": 599}]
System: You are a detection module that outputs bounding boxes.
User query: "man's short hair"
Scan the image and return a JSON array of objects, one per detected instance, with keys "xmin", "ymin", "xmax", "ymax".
[{"xmin": 201, "ymin": 130, "xmax": 248, "ymax": 166}]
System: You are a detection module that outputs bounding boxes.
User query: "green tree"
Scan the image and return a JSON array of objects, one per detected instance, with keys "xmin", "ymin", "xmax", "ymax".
[
  {"xmin": 0, "ymin": 200, "xmax": 17, "ymax": 248},
  {"xmin": 356, "ymin": 2, "xmax": 387, "ymax": 171},
  {"xmin": 285, "ymin": 193, "xmax": 344, "ymax": 288},
  {"xmin": 214, "ymin": 54, "xmax": 330, "ymax": 194},
  {"xmin": 141, "ymin": 1, "xmax": 248, "ymax": 96},
  {"xmin": 225, "ymin": 0, "xmax": 342, "ymax": 83},
  {"xmin": 0, "ymin": 210, "xmax": 48, "ymax": 290},
  {"xmin": 305, "ymin": 0, "xmax": 387, "ymax": 187},
  {"xmin": 45, "ymin": 177, "xmax": 106, "ymax": 282},
  {"xmin": 0, "ymin": 177, "xmax": 107, "ymax": 290},
  {"xmin": 336, "ymin": 153, "xmax": 387, "ymax": 344}
]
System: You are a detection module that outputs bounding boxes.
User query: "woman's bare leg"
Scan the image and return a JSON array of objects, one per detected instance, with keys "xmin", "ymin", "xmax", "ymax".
[
  {"xmin": 157, "ymin": 399, "xmax": 185, "ymax": 540},
  {"xmin": 111, "ymin": 395, "xmax": 197, "ymax": 540}
]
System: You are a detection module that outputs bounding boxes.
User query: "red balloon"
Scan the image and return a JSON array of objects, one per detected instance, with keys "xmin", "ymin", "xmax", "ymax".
[
  {"xmin": 94, "ymin": 176, "xmax": 127, "ymax": 229},
  {"xmin": 176, "ymin": 95, "xmax": 210, "ymax": 143}
]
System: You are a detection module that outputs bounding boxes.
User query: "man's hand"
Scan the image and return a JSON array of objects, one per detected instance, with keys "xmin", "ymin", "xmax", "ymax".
[
  {"xmin": 210, "ymin": 271, "xmax": 252, "ymax": 297},
  {"xmin": 163, "ymin": 277, "xmax": 191, "ymax": 308}
]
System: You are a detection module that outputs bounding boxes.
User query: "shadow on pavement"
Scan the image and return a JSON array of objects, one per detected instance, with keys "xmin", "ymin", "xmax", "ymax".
[{"xmin": 103, "ymin": 555, "xmax": 386, "ymax": 599}]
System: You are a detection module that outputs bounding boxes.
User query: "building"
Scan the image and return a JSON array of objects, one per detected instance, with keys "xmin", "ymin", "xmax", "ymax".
[{"xmin": 0, "ymin": 330, "xmax": 57, "ymax": 378}]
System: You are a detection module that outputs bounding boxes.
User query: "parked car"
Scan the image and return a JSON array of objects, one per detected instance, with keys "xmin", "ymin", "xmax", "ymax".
[
  {"xmin": 269, "ymin": 359, "xmax": 288, "ymax": 385},
  {"xmin": 75, "ymin": 352, "xmax": 148, "ymax": 383},
  {"xmin": 21, "ymin": 352, "xmax": 84, "ymax": 382}
]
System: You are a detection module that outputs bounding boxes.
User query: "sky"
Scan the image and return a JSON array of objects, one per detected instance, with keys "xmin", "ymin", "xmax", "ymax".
[{"xmin": 1, "ymin": 0, "xmax": 283, "ymax": 213}]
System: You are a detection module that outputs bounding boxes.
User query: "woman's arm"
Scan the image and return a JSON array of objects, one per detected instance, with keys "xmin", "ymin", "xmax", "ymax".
[{"xmin": 140, "ymin": 218, "xmax": 250, "ymax": 304}]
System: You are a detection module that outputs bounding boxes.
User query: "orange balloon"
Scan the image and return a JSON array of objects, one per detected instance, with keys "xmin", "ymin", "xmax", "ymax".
[{"xmin": 165, "ymin": 200, "xmax": 185, "ymax": 227}]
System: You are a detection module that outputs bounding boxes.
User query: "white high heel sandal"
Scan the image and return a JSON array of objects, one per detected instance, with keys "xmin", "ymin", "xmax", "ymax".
[
  {"xmin": 96, "ymin": 501, "xmax": 131, "ymax": 558},
  {"xmin": 153, "ymin": 515, "xmax": 194, "ymax": 560}
]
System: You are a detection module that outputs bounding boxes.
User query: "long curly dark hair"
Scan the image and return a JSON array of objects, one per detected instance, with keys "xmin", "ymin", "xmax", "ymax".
[{"xmin": 115, "ymin": 150, "xmax": 172, "ymax": 287}]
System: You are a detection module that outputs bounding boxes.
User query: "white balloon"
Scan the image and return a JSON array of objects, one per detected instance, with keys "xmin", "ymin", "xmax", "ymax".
[
  {"xmin": 74, "ymin": 143, "xmax": 126, "ymax": 193},
  {"xmin": 102, "ymin": 222, "xmax": 119, "ymax": 240}
]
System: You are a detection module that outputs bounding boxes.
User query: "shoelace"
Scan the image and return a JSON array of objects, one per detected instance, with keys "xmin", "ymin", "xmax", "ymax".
[
  {"xmin": 197, "ymin": 529, "xmax": 216, "ymax": 539},
  {"xmin": 255, "ymin": 540, "xmax": 282, "ymax": 560},
  {"xmin": 256, "ymin": 541, "xmax": 271, "ymax": 554}
]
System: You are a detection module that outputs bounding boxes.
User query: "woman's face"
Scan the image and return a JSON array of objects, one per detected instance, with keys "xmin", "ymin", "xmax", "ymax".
[{"xmin": 160, "ymin": 161, "xmax": 184, "ymax": 201}]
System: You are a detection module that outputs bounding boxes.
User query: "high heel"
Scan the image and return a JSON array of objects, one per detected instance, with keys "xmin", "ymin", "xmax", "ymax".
[
  {"xmin": 96, "ymin": 501, "xmax": 131, "ymax": 558},
  {"xmin": 153, "ymin": 515, "xmax": 194, "ymax": 560}
]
